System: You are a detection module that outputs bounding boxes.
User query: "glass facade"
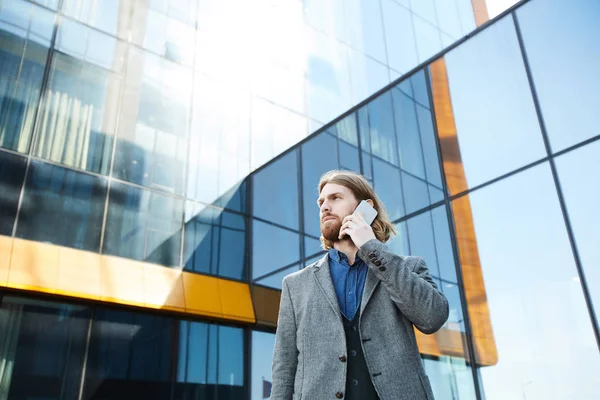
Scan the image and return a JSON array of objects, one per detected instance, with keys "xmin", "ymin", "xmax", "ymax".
[{"xmin": 1, "ymin": 0, "xmax": 599, "ymax": 399}]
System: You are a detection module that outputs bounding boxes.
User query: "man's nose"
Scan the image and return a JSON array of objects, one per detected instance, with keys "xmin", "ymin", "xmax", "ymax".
[{"xmin": 320, "ymin": 201, "xmax": 331, "ymax": 213}]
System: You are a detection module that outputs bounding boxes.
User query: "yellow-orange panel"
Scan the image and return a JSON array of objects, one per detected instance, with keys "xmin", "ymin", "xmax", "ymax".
[
  {"xmin": 218, "ymin": 279, "xmax": 256, "ymax": 323},
  {"xmin": 144, "ymin": 264, "xmax": 186, "ymax": 312},
  {"xmin": 182, "ymin": 272, "xmax": 223, "ymax": 319},
  {"xmin": 100, "ymin": 255, "xmax": 146, "ymax": 308},
  {"xmin": 55, "ymin": 246, "xmax": 102, "ymax": 300},
  {"xmin": 8, "ymin": 238, "xmax": 59, "ymax": 294},
  {"xmin": 471, "ymin": 0, "xmax": 490, "ymax": 27},
  {"xmin": 0, "ymin": 235, "xmax": 13, "ymax": 286},
  {"xmin": 252, "ymin": 285, "xmax": 281, "ymax": 328}
]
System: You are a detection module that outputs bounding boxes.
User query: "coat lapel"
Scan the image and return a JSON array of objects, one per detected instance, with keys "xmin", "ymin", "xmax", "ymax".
[
  {"xmin": 313, "ymin": 255, "xmax": 342, "ymax": 320},
  {"xmin": 360, "ymin": 268, "xmax": 380, "ymax": 314}
]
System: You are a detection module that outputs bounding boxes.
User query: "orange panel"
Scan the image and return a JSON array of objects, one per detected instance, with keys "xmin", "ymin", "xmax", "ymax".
[
  {"xmin": 0, "ymin": 235, "xmax": 13, "ymax": 286},
  {"xmin": 416, "ymin": 328, "xmax": 470, "ymax": 361},
  {"xmin": 182, "ymin": 272, "xmax": 223, "ymax": 318},
  {"xmin": 471, "ymin": 0, "xmax": 490, "ymax": 27},
  {"xmin": 55, "ymin": 246, "xmax": 102, "ymax": 300},
  {"xmin": 8, "ymin": 238, "xmax": 59, "ymax": 294},
  {"xmin": 218, "ymin": 279, "xmax": 256, "ymax": 323},
  {"xmin": 252, "ymin": 285, "xmax": 281, "ymax": 327},
  {"xmin": 100, "ymin": 255, "xmax": 146, "ymax": 308},
  {"xmin": 144, "ymin": 264, "xmax": 186, "ymax": 312}
]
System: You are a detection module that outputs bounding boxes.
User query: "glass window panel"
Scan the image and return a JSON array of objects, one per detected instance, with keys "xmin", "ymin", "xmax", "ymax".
[
  {"xmin": 411, "ymin": 69, "xmax": 430, "ymax": 109},
  {"xmin": 455, "ymin": 0, "xmax": 477, "ymax": 35},
  {"xmin": 413, "ymin": 16, "xmax": 442, "ymax": 63},
  {"xmin": 304, "ymin": 235, "xmax": 323, "ymax": 259},
  {"xmin": 556, "ymin": 141, "xmax": 600, "ymax": 326},
  {"xmin": 187, "ymin": 72, "xmax": 251, "ymax": 206},
  {"xmin": 301, "ymin": 132, "xmax": 339, "ymax": 237},
  {"xmin": 255, "ymin": 264, "xmax": 299, "ymax": 290},
  {"xmin": 306, "ymin": 26, "xmax": 352, "ymax": 125},
  {"xmin": 31, "ymin": 0, "xmax": 59, "ymax": 10},
  {"xmin": 331, "ymin": 113, "xmax": 358, "ymax": 146},
  {"xmin": 429, "ymin": 184, "xmax": 444, "ymax": 203},
  {"xmin": 0, "ymin": 150, "xmax": 26, "ymax": 235},
  {"xmin": 462, "ymin": 163, "xmax": 600, "ymax": 398},
  {"xmin": 348, "ymin": 48, "xmax": 390, "ymax": 105},
  {"xmin": 35, "ymin": 52, "xmax": 119, "ymax": 174},
  {"xmin": 338, "ymin": 140, "xmax": 360, "ymax": 172},
  {"xmin": 17, "ymin": 160, "xmax": 107, "ymax": 251},
  {"xmin": 416, "ymin": 104, "xmax": 443, "ymax": 190},
  {"xmin": 361, "ymin": 152, "xmax": 372, "ymax": 181},
  {"xmin": 252, "ymin": 220, "xmax": 299, "ymax": 279},
  {"xmin": 0, "ymin": 296, "xmax": 90, "ymax": 400},
  {"xmin": 251, "ymin": 331, "xmax": 276, "ymax": 400},
  {"xmin": 406, "ymin": 210, "xmax": 440, "ymax": 278},
  {"xmin": 441, "ymin": 32, "xmax": 455, "ymax": 48},
  {"xmin": 0, "ymin": 1, "xmax": 53, "ymax": 153},
  {"xmin": 217, "ymin": 326, "xmax": 244, "ymax": 391},
  {"xmin": 423, "ymin": 357, "xmax": 476, "ymax": 400},
  {"xmin": 304, "ymin": 0, "xmax": 346, "ymax": 42},
  {"xmin": 388, "ymin": 221, "xmax": 409, "ymax": 256},
  {"xmin": 104, "ymin": 181, "xmax": 183, "ymax": 266},
  {"xmin": 402, "ymin": 172, "xmax": 430, "ymax": 215},
  {"xmin": 61, "ymin": 0, "xmax": 129, "ymax": 38},
  {"xmin": 304, "ymin": 253, "xmax": 324, "ymax": 268},
  {"xmin": 431, "ymin": 205, "xmax": 457, "ymax": 282},
  {"xmin": 372, "ymin": 158, "xmax": 404, "ymax": 220},
  {"xmin": 55, "ymin": 19, "xmax": 126, "ymax": 71},
  {"xmin": 410, "ymin": 0, "xmax": 438, "ymax": 25},
  {"xmin": 382, "ymin": 0, "xmax": 418, "ymax": 74},
  {"xmin": 517, "ymin": 0, "xmax": 600, "ymax": 152},
  {"xmin": 434, "ymin": 0, "xmax": 462, "ymax": 38},
  {"xmin": 393, "ymin": 89, "xmax": 426, "ymax": 179},
  {"xmin": 345, "ymin": 0, "xmax": 386, "ymax": 63},
  {"xmin": 358, "ymin": 106, "xmax": 370, "ymax": 153},
  {"xmin": 250, "ymin": 97, "xmax": 306, "ymax": 170},
  {"xmin": 441, "ymin": 281, "xmax": 464, "ymax": 332},
  {"xmin": 84, "ymin": 308, "xmax": 174, "ymax": 399},
  {"xmin": 114, "ymin": 48, "xmax": 190, "ymax": 194},
  {"xmin": 131, "ymin": 3, "xmax": 196, "ymax": 66},
  {"xmin": 367, "ymin": 92, "xmax": 398, "ymax": 165},
  {"xmin": 253, "ymin": 150, "xmax": 299, "ymax": 230},
  {"xmin": 443, "ymin": 16, "xmax": 546, "ymax": 191}
]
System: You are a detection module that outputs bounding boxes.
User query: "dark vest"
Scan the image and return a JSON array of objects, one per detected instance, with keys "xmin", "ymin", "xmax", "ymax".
[{"xmin": 342, "ymin": 309, "xmax": 379, "ymax": 400}]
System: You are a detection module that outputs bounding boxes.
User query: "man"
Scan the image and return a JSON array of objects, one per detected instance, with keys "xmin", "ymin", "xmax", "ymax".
[{"xmin": 271, "ymin": 170, "xmax": 449, "ymax": 400}]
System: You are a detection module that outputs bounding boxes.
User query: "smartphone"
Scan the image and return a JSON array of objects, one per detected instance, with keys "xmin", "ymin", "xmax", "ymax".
[{"xmin": 353, "ymin": 200, "xmax": 378, "ymax": 226}]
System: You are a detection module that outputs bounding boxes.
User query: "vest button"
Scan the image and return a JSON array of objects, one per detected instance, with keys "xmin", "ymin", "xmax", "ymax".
[
  {"xmin": 336, "ymin": 392, "xmax": 344, "ymax": 398},
  {"xmin": 339, "ymin": 355, "xmax": 347, "ymax": 362},
  {"xmin": 352, "ymin": 379, "xmax": 359, "ymax": 386},
  {"xmin": 374, "ymin": 260, "xmax": 382, "ymax": 266},
  {"xmin": 379, "ymin": 266, "xmax": 386, "ymax": 272},
  {"xmin": 350, "ymin": 349, "xmax": 357, "ymax": 356}
]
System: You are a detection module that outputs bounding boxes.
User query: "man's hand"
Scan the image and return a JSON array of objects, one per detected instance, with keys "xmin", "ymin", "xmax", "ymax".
[{"xmin": 339, "ymin": 212, "xmax": 377, "ymax": 249}]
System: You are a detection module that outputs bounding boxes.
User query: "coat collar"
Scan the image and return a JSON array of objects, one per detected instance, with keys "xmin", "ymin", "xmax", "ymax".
[{"xmin": 313, "ymin": 253, "xmax": 380, "ymax": 317}]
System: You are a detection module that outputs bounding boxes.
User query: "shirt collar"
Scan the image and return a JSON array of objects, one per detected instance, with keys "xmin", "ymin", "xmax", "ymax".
[{"xmin": 328, "ymin": 248, "xmax": 362, "ymax": 266}]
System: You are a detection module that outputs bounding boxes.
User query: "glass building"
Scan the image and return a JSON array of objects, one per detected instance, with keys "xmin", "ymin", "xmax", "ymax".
[{"xmin": 0, "ymin": 0, "xmax": 599, "ymax": 399}]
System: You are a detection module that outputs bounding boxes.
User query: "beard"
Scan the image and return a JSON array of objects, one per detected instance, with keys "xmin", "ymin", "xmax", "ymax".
[{"xmin": 320, "ymin": 215, "xmax": 343, "ymax": 243}]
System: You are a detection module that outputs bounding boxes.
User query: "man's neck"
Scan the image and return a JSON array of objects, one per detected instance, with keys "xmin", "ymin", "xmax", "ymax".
[{"xmin": 333, "ymin": 239, "xmax": 359, "ymax": 265}]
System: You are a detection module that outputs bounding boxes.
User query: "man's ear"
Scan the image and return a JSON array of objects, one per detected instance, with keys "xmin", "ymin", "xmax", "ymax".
[{"xmin": 366, "ymin": 199, "xmax": 374, "ymax": 207}]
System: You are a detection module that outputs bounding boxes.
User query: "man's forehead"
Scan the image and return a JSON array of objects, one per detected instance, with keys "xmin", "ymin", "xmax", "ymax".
[{"xmin": 319, "ymin": 183, "xmax": 350, "ymax": 197}]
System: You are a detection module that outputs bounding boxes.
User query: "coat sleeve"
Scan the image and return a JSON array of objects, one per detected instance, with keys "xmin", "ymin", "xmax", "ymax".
[
  {"xmin": 270, "ymin": 277, "xmax": 298, "ymax": 400},
  {"xmin": 358, "ymin": 239, "xmax": 449, "ymax": 334}
]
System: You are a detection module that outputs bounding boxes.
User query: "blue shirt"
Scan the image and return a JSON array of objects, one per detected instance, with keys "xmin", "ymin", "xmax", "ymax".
[{"xmin": 328, "ymin": 248, "xmax": 368, "ymax": 320}]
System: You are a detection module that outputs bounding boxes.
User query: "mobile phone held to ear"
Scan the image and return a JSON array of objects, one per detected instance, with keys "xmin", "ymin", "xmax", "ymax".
[{"xmin": 353, "ymin": 200, "xmax": 378, "ymax": 226}]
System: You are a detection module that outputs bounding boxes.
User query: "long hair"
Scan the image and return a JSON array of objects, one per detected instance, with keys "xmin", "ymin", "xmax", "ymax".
[{"xmin": 318, "ymin": 170, "xmax": 397, "ymax": 250}]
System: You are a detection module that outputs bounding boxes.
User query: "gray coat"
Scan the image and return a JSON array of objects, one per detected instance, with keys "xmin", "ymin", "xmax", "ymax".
[{"xmin": 271, "ymin": 239, "xmax": 449, "ymax": 400}]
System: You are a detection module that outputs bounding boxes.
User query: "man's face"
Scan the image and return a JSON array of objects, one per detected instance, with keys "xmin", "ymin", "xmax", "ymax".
[{"xmin": 317, "ymin": 183, "xmax": 359, "ymax": 242}]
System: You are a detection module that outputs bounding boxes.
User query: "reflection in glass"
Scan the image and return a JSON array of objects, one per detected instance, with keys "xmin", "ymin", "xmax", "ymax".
[
  {"xmin": 372, "ymin": 158, "xmax": 404, "ymax": 220},
  {"xmin": 183, "ymin": 202, "xmax": 247, "ymax": 280},
  {"xmin": 556, "ymin": 141, "xmax": 600, "ymax": 327},
  {"xmin": 517, "ymin": 0, "xmax": 600, "ymax": 152},
  {"xmin": 434, "ymin": 0, "xmax": 462, "ymax": 38},
  {"xmin": 405, "ymin": 210, "xmax": 440, "ymax": 279},
  {"xmin": 304, "ymin": 235, "xmax": 324, "ymax": 259},
  {"xmin": 251, "ymin": 331, "xmax": 276, "ymax": 400},
  {"xmin": 61, "ymin": 0, "xmax": 128, "ymax": 38},
  {"xmin": 364, "ymin": 92, "xmax": 398, "ymax": 165},
  {"xmin": 393, "ymin": 88, "xmax": 426, "ymax": 180},
  {"xmin": 348, "ymin": 48, "xmax": 390, "ymax": 105},
  {"xmin": 443, "ymin": 16, "xmax": 545, "ymax": 191},
  {"xmin": 0, "ymin": 151, "xmax": 26, "ymax": 235},
  {"xmin": 0, "ymin": 0, "xmax": 53, "ymax": 152},
  {"xmin": 0, "ymin": 296, "xmax": 90, "ymax": 400},
  {"xmin": 103, "ymin": 181, "xmax": 183, "ymax": 266},
  {"xmin": 423, "ymin": 357, "xmax": 476, "ymax": 400},
  {"xmin": 382, "ymin": 0, "xmax": 418, "ymax": 74},
  {"xmin": 402, "ymin": 172, "xmax": 431, "ymax": 215},
  {"xmin": 462, "ymin": 163, "xmax": 600, "ymax": 398},
  {"xmin": 345, "ymin": 0, "xmax": 386, "ymax": 63},
  {"xmin": 17, "ymin": 160, "xmax": 107, "ymax": 251},
  {"xmin": 388, "ymin": 221, "xmax": 409, "ymax": 256},
  {"xmin": 253, "ymin": 150, "xmax": 299, "ymax": 230},
  {"xmin": 113, "ymin": 48, "xmax": 191, "ymax": 194},
  {"xmin": 85, "ymin": 308, "xmax": 174, "ymax": 400},
  {"xmin": 35, "ymin": 52, "xmax": 120, "ymax": 174},
  {"xmin": 411, "ymin": 0, "xmax": 437, "ymax": 26},
  {"xmin": 187, "ymin": 73, "xmax": 250, "ymax": 206},
  {"xmin": 255, "ymin": 264, "xmax": 299, "ymax": 290},
  {"xmin": 416, "ymin": 99, "xmax": 443, "ymax": 190},
  {"xmin": 301, "ymin": 132, "xmax": 340, "ymax": 237},
  {"xmin": 252, "ymin": 220, "xmax": 299, "ymax": 279},
  {"xmin": 431, "ymin": 205, "xmax": 458, "ymax": 282},
  {"xmin": 413, "ymin": 15, "xmax": 442, "ymax": 63}
]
